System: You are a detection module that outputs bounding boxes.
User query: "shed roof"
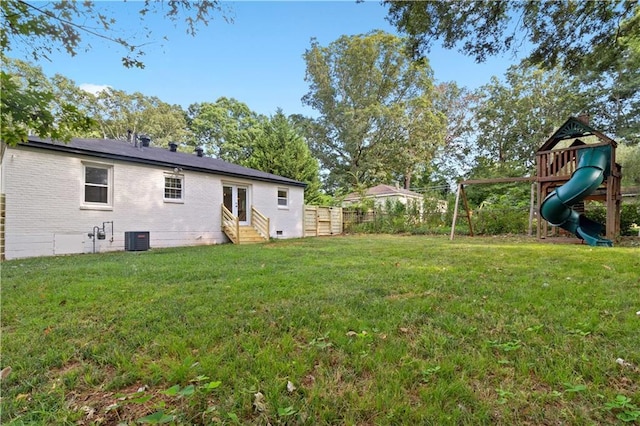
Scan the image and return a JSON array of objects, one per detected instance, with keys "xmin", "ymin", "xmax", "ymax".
[
  {"xmin": 344, "ymin": 184, "xmax": 423, "ymax": 201},
  {"xmin": 538, "ymin": 116, "xmax": 616, "ymax": 152},
  {"xmin": 20, "ymin": 137, "xmax": 306, "ymax": 187}
]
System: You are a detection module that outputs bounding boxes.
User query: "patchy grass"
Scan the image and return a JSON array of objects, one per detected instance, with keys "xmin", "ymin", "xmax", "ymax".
[{"xmin": 1, "ymin": 235, "xmax": 639, "ymax": 425}]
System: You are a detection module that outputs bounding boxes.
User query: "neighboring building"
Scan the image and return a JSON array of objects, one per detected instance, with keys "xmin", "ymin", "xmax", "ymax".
[
  {"xmin": 342, "ymin": 184, "xmax": 447, "ymax": 212},
  {"xmin": 0, "ymin": 137, "xmax": 306, "ymax": 260},
  {"xmin": 342, "ymin": 184, "xmax": 424, "ymax": 209}
]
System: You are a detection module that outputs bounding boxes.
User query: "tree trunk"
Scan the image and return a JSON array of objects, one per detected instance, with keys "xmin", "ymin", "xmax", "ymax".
[{"xmin": 404, "ymin": 172, "xmax": 412, "ymax": 190}]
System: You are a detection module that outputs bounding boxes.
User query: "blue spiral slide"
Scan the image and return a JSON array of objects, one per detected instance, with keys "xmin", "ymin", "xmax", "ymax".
[{"xmin": 540, "ymin": 146, "xmax": 613, "ymax": 247}]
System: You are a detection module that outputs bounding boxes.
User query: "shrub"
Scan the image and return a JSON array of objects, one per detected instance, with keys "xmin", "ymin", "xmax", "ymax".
[
  {"xmin": 587, "ymin": 201, "xmax": 640, "ymax": 236},
  {"xmin": 346, "ymin": 198, "xmax": 447, "ymax": 235},
  {"xmin": 471, "ymin": 185, "xmax": 531, "ymax": 235},
  {"xmin": 473, "ymin": 208, "xmax": 530, "ymax": 235},
  {"xmin": 620, "ymin": 202, "xmax": 640, "ymax": 236}
]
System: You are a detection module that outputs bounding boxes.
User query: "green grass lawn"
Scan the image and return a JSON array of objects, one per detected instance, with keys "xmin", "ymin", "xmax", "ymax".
[{"xmin": 1, "ymin": 235, "xmax": 639, "ymax": 425}]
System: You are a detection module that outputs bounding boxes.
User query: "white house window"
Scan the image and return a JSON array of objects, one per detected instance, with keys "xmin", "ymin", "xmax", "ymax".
[
  {"xmin": 277, "ymin": 188, "xmax": 289, "ymax": 208},
  {"xmin": 164, "ymin": 175, "xmax": 184, "ymax": 202},
  {"xmin": 82, "ymin": 163, "xmax": 113, "ymax": 208}
]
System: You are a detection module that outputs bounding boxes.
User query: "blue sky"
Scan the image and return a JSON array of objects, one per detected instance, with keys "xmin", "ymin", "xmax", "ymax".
[{"xmin": 15, "ymin": 1, "xmax": 524, "ymax": 117}]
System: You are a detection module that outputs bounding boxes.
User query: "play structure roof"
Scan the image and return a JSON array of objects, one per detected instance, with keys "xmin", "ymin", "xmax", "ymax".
[{"xmin": 538, "ymin": 116, "xmax": 617, "ymax": 152}]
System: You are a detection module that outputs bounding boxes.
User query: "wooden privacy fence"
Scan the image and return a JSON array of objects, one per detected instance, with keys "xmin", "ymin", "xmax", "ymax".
[
  {"xmin": 342, "ymin": 209, "xmax": 377, "ymax": 225},
  {"xmin": 304, "ymin": 206, "xmax": 343, "ymax": 237}
]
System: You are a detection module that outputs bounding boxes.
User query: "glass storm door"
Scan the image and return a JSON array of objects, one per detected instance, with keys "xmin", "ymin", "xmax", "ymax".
[{"xmin": 223, "ymin": 185, "xmax": 249, "ymax": 224}]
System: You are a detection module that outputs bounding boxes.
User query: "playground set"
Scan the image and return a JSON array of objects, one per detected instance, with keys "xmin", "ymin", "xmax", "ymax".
[{"xmin": 450, "ymin": 116, "xmax": 623, "ymax": 246}]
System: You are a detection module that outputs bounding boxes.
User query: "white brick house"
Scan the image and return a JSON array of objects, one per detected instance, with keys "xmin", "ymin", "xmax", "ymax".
[{"xmin": 0, "ymin": 137, "xmax": 306, "ymax": 259}]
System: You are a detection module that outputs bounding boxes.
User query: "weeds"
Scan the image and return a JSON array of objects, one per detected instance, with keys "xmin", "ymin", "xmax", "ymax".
[{"xmin": 604, "ymin": 395, "xmax": 640, "ymax": 423}]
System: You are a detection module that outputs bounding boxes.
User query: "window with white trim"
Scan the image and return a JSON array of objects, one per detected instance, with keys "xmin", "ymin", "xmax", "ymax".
[
  {"xmin": 82, "ymin": 163, "xmax": 113, "ymax": 208},
  {"xmin": 164, "ymin": 174, "xmax": 184, "ymax": 202},
  {"xmin": 277, "ymin": 188, "xmax": 289, "ymax": 208}
]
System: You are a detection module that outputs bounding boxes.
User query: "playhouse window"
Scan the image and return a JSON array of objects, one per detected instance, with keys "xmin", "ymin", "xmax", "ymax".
[
  {"xmin": 82, "ymin": 163, "xmax": 113, "ymax": 209},
  {"xmin": 164, "ymin": 175, "xmax": 184, "ymax": 202},
  {"xmin": 277, "ymin": 188, "xmax": 289, "ymax": 208}
]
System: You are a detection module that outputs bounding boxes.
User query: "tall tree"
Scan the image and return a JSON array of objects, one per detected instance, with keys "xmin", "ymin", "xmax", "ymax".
[
  {"xmin": 379, "ymin": 96, "xmax": 446, "ymax": 189},
  {"xmin": 93, "ymin": 89, "xmax": 190, "ymax": 145},
  {"xmin": 25, "ymin": 71, "xmax": 192, "ymax": 145},
  {"xmin": 93, "ymin": 89, "xmax": 149, "ymax": 140},
  {"xmin": 1, "ymin": 1, "xmax": 229, "ymax": 69},
  {"xmin": 49, "ymin": 74, "xmax": 103, "ymax": 139},
  {"xmin": 385, "ymin": 1, "xmax": 639, "ymax": 74},
  {"xmin": 1, "ymin": 56, "xmax": 93, "ymax": 145},
  {"xmin": 471, "ymin": 63, "xmax": 587, "ymax": 178},
  {"xmin": 140, "ymin": 102, "xmax": 192, "ymax": 147},
  {"xmin": 302, "ymin": 30, "xmax": 445, "ymax": 193},
  {"xmin": 429, "ymin": 82, "xmax": 479, "ymax": 186},
  {"xmin": 0, "ymin": 0, "xmax": 230, "ymax": 145},
  {"xmin": 617, "ymin": 144, "xmax": 640, "ymax": 186},
  {"xmin": 579, "ymin": 17, "xmax": 640, "ymax": 145},
  {"xmin": 247, "ymin": 110, "xmax": 323, "ymax": 204},
  {"xmin": 186, "ymin": 98, "xmax": 264, "ymax": 164}
]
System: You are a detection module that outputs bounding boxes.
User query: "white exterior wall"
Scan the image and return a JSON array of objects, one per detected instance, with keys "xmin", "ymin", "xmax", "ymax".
[
  {"xmin": 2, "ymin": 145, "xmax": 304, "ymax": 259},
  {"xmin": 219, "ymin": 176, "xmax": 304, "ymax": 239},
  {"xmin": 252, "ymin": 180, "xmax": 304, "ymax": 239}
]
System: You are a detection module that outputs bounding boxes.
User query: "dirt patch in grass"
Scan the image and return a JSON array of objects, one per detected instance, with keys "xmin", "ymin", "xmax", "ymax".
[
  {"xmin": 67, "ymin": 382, "xmax": 161, "ymax": 425},
  {"xmin": 609, "ymin": 375, "xmax": 640, "ymax": 394},
  {"xmin": 47, "ymin": 362, "xmax": 176, "ymax": 425},
  {"xmin": 48, "ymin": 360, "xmax": 84, "ymax": 378}
]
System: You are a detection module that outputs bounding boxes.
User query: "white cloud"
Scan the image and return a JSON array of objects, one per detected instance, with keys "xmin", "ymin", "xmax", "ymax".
[{"xmin": 79, "ymin": 83, "xmax": 111, "ymax": 95}]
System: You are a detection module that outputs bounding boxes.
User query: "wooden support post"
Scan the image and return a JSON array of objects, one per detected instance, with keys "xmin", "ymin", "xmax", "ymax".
[
  {"xmin": 615, "ymin": 169, "xmax": 622, "ymax": 237},
  {"xmin": 604, "ymin": 149, "xmax": 621, "ymax": 241},
  {"xmin": 528, "ymin": 183, "xmax": 535, "ymax": 237},
  {"xmin": 606, "ymin": 179, "xmax": 614, "ymax": 240},
  {"xmin": 451, "ymin": 176, "xmax": 535, "ymax": 240},
  {"xmin": 461, "ymin": 185, "xmax": 473, "ymax": 237},
  {"xmin": 536, "ymin": 181, "xmax": 542, "ymax": 239},
  {"xmin": 450, "ymin": 183, "xmax": 462, "ymax": 241}
]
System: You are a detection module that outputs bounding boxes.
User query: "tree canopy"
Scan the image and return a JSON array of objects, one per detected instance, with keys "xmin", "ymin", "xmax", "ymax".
[
  {"xmin": 1, "ymin": 0, "xmax": 229, "ymax": 68},
  {"xmin": 89, "ymin": 89, "xmax": 190, "ymax": 145},
  {"xmin": 0, "ymin": 0, "xmax": 229, "ymax": 145},
  {"xmin": 1, "ymin": 57, "xmax": 192, "ymax": 146},
  {"xmin": 385, "ymin": 0, "xmax": 640, "ymax": 73},
  {"xmin": 302, "ymin": 30, "xmax": 445, "ymax": 193},
  {"xmin": 186, "ymin": 98, "xmax": 263, "ymax": 164},
  {"xmin": 1, "ymin": 56, "xmax": 94, "ymax": 145},
  {"xmin": 246, "ymin": 110, "xmax": 323, "ymax": 204},
  {"xmin": 579, "ymin": 27, "xmax": 640, "ymax": 145},
  {"xmin": 472, "ymin": 63, "xmax": 586, "ymax": 178}
]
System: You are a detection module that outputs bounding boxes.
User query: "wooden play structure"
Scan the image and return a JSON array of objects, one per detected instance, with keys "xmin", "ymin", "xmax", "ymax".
[{"xmin": 451, "ymin": 116, "xmax": 623, "ymax": 244}]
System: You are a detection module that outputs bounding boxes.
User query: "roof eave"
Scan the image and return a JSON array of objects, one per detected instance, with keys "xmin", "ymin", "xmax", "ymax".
[{"xmin": 18, "ymin": 139, "xmax": 307, "ymax": 188}]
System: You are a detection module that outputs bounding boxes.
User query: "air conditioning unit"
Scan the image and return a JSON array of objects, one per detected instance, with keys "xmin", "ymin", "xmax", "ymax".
[{"xmin": 124, "ymin": 231, "xmax": 150, "ymax": 251}]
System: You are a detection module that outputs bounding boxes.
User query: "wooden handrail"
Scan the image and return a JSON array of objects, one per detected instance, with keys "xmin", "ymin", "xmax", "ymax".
[
  {"xmin": 537, "ymin": 142, "xmax": 613, "ymax": 179},
  {"xmin": 536, "ymin": 141, "xmax": 610, "ymax": 156},
  {"xmin": 251, "ymin": 206, "xmax": 270, "ymax": 240},
  {"xmin": 221, "ymin": 204, "xmax": 239, "ymax": 244}
]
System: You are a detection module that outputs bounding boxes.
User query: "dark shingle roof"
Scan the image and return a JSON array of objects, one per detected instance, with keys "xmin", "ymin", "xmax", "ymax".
[{"xmin": 23, "ymin": 137, "xmax": 306, "ymax": 187}]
